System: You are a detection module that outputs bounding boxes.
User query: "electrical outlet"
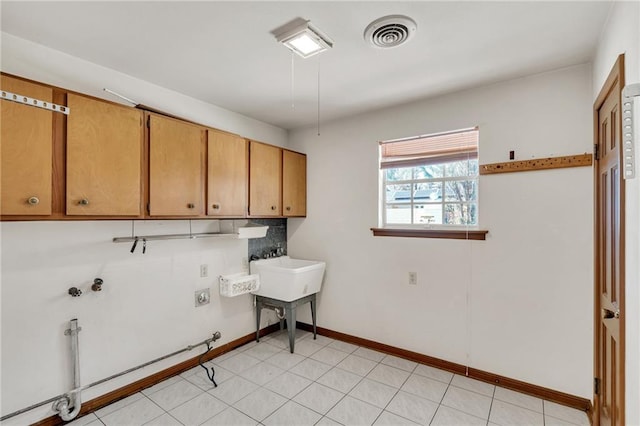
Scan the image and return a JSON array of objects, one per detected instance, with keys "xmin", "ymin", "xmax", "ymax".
[
  {"xmin": 195, "ymin": 289, "xmax": 210, "ymax": 307},
  {"xmin": 200, "ymin": 264, "xmax": 208, "ymax": 278},
  {"xmin": 408, "ymin": 272, "xmax": 417, "ymax": 285}
]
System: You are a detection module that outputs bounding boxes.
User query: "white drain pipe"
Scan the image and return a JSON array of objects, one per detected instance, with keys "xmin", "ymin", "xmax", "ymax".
[{"xmin": 52, "ymin": 318, "xmax": 82, "ymax": 421}]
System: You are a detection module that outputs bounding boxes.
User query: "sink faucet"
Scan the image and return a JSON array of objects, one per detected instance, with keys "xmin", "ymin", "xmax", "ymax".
[
  {"xmin": 262, "ymin": 247, "xmax": 283, "ymax": 258},
  {"xmin": 263, "ymin": 248, "xmax": 277, "ymax": 258}
]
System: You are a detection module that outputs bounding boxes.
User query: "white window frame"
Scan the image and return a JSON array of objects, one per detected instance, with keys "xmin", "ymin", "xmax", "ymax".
[{"xmin": 379, "ymin": 128, "xmax": 479, "ymax": 229}]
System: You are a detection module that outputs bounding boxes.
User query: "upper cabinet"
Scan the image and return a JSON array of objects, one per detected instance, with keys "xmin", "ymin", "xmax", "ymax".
[
  {"xmin": 66, "ymin": 94, "xmax": 143, "ymax": 216},
  {"xmin": 282, "ymin": 150, "xmax": 307, "ymax": 217},
  {"xmin": 249, "ymin": 141, "xmax": 282, "ymax": 216},
  {"xmin": 208, "ymin": 129, "xmax": 247, "ymax": 217},
  {"xmin": 148, "ymin": 114, "xmax": 205, "ymax": 216},
  {"xmin": 1, "ymin": 73, "xmax": 307, "ymax": 221},
  {"xmin": 1, "ymin": 75, "xmax": 53, "ymax": 215}
]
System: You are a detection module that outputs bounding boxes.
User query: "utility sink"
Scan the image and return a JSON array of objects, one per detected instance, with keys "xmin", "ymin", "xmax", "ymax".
[{"xmin": 250, "ymin": 256, "xmax": 326, "ymax": 302}]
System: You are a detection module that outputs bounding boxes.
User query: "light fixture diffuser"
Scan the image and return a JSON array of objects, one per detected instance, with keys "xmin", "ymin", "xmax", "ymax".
[{"xmin": 276, "ymin": 21, "xmax": 333, "ymax": 58}]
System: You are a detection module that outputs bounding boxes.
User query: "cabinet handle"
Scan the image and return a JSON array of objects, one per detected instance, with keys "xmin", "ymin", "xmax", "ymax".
[
  {"xmin": 286, "ymin": 206, "xmax": 291, "ymax": 211},
  {"xmin": 27, "ymin": 196, "xmax": 40, "ymax": 205},
  {"xmin": 271, "ymin": 205, "xmax": 277, "ymax": 210},
  {"xmin": 78, "ymin": 198, "xmax": 90, "ymax": 206},
  {"xmin": 187, "ymin": 203, "xmax": 195, "ymax": 209},
  {"xmin": 212, "ymin": 204, "xmax": 220, "ymax": 209}
]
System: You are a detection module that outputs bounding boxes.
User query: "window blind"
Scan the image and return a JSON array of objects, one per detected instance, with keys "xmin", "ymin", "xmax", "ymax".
[{"xmin": 380, "ymin": 127, "xmax": 478, "ymax": 169}]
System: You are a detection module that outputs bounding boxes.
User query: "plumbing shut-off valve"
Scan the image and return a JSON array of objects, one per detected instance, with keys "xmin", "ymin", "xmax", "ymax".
[
  {"xmin": 67, "ymin": 277, "xmax": 104, "ymax": 297},
  {"xmin": 68, "ymin": 287, "xmax": 82, "ymax": 297},
  {"xmin": 91, "ymin": 278, "xmax": 104, "ymax": 292}
]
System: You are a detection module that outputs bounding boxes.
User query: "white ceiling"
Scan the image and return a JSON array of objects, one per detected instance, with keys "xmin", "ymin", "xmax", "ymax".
[{"xmin": 1, "ymin": 1, "xmax": 611, "ymax": 130}]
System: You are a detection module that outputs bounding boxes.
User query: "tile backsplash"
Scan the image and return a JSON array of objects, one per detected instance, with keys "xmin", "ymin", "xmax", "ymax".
[{"xmin": 248, "ymin": 218, "xmax": 287, "ymax": 260}]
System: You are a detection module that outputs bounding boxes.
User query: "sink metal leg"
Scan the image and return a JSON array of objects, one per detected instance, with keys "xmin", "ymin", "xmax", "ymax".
[
  {"xmin": 310, "ymin": 295, "xmax": 317, "ymax": 340},
  {"xmin": 285, "ymin": 305, "xmax": 297, "ymax": 353},
  {"xmin": 255, "ymin": 298, "xmax": 262, "ymax": 342},
  {"xmin": 255, "ymin": 294, "xmax": 317, "ymax": 354}
]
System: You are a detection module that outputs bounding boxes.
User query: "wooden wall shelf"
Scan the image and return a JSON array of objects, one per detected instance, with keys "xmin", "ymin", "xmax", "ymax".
[{"xmin": 479, "ymin": 153, "xmax": 592, "ymax": 175}]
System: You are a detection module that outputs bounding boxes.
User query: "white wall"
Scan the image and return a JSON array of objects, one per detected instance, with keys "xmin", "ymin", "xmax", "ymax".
[
  {"xmin": 0, "ymin": 33, "xmax": 288, "ymax": 147},
  {"xmin": 592, "ymin": 2, "xmax": 640, "ymax": 425},
  {"xmin": 0, "ymin": 220, "xmax": 279, "ymax": 424},
  {"xmin": 288, "ymin": 64, "xmax": 594, "ymax": 399},
  {"xmin": 0, "ymin": 34, "xmax": 287, "ymax": 423}
]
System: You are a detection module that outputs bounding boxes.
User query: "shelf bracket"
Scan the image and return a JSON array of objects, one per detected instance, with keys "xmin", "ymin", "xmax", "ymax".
[{"xmin": 1, "ymin": 90, "xmax": 70, "ymax": 115}]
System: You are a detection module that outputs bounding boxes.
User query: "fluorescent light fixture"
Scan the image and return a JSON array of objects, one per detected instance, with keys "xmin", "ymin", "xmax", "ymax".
[{"xmin": 276, "ymin": 21, "xmax": 333, "ymax": 58}]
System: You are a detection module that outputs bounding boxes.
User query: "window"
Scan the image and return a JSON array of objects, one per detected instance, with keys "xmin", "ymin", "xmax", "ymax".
[{"xmin": 380, "ymin": 128, "xmax": 479, "ymax": 228}]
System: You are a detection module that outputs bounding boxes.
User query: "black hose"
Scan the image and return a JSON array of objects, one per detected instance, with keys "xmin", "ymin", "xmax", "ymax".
[{"xmin": 198, "ymin": 342, "xmax": 217, "ymax": 387}]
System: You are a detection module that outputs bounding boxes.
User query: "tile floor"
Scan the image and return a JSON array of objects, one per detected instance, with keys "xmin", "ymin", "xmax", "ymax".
[{"xmin": 67, "ymin": 330, "xmax": 590, "ymax": 426}]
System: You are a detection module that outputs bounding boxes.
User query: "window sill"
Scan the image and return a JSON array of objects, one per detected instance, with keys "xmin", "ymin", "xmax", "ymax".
[{"xmin": 370, "ymin": 228, "xmax": 488, "ymax": 240}]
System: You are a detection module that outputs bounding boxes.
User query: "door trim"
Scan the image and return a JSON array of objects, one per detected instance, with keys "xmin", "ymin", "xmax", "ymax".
[{"xmin": 593, "ymin": 53, "xmax": 626, "ymax": 426}]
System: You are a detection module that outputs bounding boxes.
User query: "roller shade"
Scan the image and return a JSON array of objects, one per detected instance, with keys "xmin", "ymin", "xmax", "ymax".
[{"xmin": 380, "ymin": 127, "xmax": 478, "ymax": 169}]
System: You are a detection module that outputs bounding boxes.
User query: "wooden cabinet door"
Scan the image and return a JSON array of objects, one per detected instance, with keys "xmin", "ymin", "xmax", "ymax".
[
  {"xmin": 149, "ymin": 115, "xmax": 204, "ymax": 216},
  {"xmin": 1, "ymin": 75, "xmax": 52, "ymax": 215},
  {"xmin": 66, "ymin": 94, "xmax": 143, "ymax": 216},
  {"xmin": 282, "ymin": 150, "xmax": 307, "ymax": 217},
  {"xmin": 208, "ymin": 130, "xmax": 247, "ymax": 217},
  {"xmin": 249, "ymin": 141, "xmax": 282, "ymax": 216}
]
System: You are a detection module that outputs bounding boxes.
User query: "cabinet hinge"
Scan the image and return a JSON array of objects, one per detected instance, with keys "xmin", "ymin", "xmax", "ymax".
[
  {"xmin": 594, "ymin": 377, "xmax": 600, "ymax": 395},
  {"xmin": 594, "ymin": 144, "xmax": 599, "ymax": 161}
]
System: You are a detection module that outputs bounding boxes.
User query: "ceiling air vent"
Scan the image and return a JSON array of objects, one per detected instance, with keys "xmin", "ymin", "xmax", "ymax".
[{"xmin": 364, "ymin": 15, "xmax": 417, "ymax": 49}]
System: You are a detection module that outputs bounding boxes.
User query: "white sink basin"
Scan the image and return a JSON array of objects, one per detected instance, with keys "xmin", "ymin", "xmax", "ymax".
[{"xmin": 250, "ymin": 256, "xmax": 326, "ymax": 302}]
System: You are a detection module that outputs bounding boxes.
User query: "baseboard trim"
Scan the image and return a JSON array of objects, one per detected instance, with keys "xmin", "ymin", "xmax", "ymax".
[
  {"xmin": 32, "ymin": 324, "xmax": 280, "ymax": 426},
  {"xmin": 296, "ymin": 322, "xmax": 592, "ymax": 413},
  {"xmin": 31, "ymin": 321, "xmax": 591, "ymax": 425}
]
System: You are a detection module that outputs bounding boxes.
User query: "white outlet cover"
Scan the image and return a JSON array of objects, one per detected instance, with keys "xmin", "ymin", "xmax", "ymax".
[{"xmin": 200, "ymin": 264, "xmax": 208, "ymax": 278}]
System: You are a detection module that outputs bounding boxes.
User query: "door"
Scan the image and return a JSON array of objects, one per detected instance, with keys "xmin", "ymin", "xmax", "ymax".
[
  {"xmin": 594, "ymin": 54, "xmax": 625, "ymax": 426},
  {"xmin": 249, "ymin": 141, "xmax": 282, "ymax": 216},
  {"xmin": 207, "ymin": 129, "xmax": 247, "ymax": 217},
  {"xmin": 1, "ymin": 75, "xmax": 53, "ymax": 215},
  {"xmin": 66, "ymin": 94, "xmax": 143, "ymax": 216},
  {"xmin": 149, "ymin": 114, "xmax": 205, "ymax": 216},
  {"xmin": 282, "ymin": 150, "xmax": 307, "ymax": 217}
]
